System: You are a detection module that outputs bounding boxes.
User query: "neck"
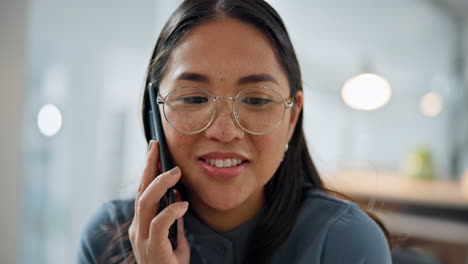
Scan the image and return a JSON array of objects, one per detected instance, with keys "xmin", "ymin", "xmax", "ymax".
[{"xmin": 188, "ymin": 190, "xmax": 265, "ymax": 233}]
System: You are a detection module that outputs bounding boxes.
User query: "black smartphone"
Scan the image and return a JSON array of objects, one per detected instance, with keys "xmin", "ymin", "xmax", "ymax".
[{"xmin": 147, "ymin": 82, "xmax": 178, "ymax": 249}]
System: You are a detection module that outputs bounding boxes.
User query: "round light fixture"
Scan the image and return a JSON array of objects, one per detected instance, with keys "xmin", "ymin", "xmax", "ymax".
[
  {"xmin": 342, "ymin": 73, "xmax": 392, "ymax": 111},
  {"xmin": 37, "ymin": 104, "xmax": 62, "ymax": 137},
  {"xmin": 420, "ymin": 91, "xmax": 443, "ymax": 117}
]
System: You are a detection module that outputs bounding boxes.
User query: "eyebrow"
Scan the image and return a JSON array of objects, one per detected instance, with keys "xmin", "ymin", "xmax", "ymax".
[
  {"xmin": 175, "ymin": 72, "xmax": 209, "ymax": 83},
  {"xmin": 237, "ymin": 73, "xmax": 279, "ymax": 86},
  {"xmin": 175, "ymin": 72, "xmax": 279, "ymax": 86}
]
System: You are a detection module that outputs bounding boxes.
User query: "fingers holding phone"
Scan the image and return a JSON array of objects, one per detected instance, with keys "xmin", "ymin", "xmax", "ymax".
[{"xmin": 129, "ymin": 140, "xmax": 190, "ymax": 264}]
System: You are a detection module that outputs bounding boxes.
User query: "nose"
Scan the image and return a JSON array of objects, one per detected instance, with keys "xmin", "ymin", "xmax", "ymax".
[{"xmin": 203, "ymin": 99, "xmax": 245, "ymax": 142}]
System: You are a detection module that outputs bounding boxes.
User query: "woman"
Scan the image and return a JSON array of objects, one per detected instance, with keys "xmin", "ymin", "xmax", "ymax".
[{"xmin": 78, "ymin": 0, "xmax": 392, "ymax": 263}]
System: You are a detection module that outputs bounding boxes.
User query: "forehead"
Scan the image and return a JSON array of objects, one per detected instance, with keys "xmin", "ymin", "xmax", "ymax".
[{"xmin": 160, "ymin": 18, "xmax": 289, "ymax": 93}]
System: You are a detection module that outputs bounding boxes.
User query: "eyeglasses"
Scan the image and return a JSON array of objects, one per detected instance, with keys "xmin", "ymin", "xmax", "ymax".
[{"xmin": 157, "ymin": 86, "xmax": 294, "ymax": 135}]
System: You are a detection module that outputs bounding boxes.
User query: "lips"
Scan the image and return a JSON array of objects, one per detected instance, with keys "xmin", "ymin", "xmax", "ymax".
[{"xmin": 198, "ymin": 152, "xmax": 249, "ymax": 180}]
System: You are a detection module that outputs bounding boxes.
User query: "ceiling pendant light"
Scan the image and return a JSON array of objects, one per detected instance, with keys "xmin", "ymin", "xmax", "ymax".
[{"xmin": 342, "ymin": 72, "xmax": 392, "ymax": 111}]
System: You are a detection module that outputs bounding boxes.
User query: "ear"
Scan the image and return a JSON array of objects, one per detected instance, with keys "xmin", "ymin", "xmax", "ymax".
[{"xmin": 286, "ymin": 90, "xmax": 303, "ymax": 142}]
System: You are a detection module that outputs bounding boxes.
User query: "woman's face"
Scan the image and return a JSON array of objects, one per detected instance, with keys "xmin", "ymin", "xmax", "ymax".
[{"xmin": 158, "ymin": 18, "xmax": 302, "ymax": 214}]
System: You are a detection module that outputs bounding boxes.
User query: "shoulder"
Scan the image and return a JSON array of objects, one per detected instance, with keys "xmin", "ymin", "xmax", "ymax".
[
  {"xmin": 77, "ymin": 198, "xmax": 135, "ymax": 264},
  {"xmin": 81, "ymin": 198, "xmax": 135, "ymax": 239},
  {"xmin": 294, "ymin": 189, "xmax": 392, "ymax": 263}
]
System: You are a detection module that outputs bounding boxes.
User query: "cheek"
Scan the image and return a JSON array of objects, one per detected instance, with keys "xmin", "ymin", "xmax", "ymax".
[
  {"xmin": 253, "ymin": 130, "xmax": 289, "ymax": 179},
  {"xmin": 255, "ymin": 136, "xmax": 284, "ymax": 159},
  {"xmin": 163, "ymin": 123, "xmax": 195, "ymax": 165}
]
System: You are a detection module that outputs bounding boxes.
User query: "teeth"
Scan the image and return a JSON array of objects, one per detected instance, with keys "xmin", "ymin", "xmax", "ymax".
[{"xmin": 205, "ymin": 158, "xmax": 243, "ymax": 168}]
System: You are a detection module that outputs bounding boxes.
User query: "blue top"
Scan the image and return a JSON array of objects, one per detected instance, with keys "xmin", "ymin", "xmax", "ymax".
[{"xmin": 77, "ymin": 189, "xmax": 392, "ymax": 263}]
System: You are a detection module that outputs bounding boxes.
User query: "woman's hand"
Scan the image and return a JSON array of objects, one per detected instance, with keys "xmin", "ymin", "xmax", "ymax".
[{"xmin": 129, "ymin": 140, "xmax": 190, "ymax": 264}]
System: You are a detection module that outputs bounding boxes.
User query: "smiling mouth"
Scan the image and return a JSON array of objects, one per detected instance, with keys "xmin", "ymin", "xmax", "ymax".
[{"xmin": 200, "ymin": 158, "xmax": 249, "ymax": 168}]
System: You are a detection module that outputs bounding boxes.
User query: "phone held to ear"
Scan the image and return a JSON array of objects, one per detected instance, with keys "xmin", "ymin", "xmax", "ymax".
[{"xmin": 147, "ymin": 82, "xmax": 178, "ymax": 249}]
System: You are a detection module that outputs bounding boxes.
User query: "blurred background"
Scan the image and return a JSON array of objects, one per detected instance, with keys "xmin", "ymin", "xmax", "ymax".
[{"xmin": 1, "ymin": 0, "xmax": 468, "ymax": 263}]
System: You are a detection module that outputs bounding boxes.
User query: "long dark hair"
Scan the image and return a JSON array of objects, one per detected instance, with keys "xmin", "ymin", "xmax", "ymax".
[{"xmin": 100, "ymin": 0, "xmax": 392, "ymax": 263}]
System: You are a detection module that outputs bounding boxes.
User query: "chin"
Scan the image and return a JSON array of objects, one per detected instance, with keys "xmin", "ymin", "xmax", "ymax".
[{"xmin": 197, "ymin": 186, "xmax": 249, "ymax": 211}]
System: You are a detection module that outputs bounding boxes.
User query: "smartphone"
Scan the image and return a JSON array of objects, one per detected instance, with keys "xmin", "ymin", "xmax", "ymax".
[{"xmin": 147, "ymin": 82, "xmax": 178, "ymax": 249}]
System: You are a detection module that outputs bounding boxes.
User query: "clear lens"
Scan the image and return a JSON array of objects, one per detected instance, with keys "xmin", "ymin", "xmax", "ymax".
[
  {"xmin": 234, "ymin": 87, "xmax": 286, "ymax": 134},
  {"xmin": 163, "ymin": 87, "xmax": 214, "ymax": 134},
  {"xmin": 161, "ymin": 86, "xmax": 287, "ymax": 134}
]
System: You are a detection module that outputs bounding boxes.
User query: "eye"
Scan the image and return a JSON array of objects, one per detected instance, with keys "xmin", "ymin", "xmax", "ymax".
[
  {"xmin": 179, "ymin": 96, "xmax": 209, "ymax": 104},
  {"xmin": 241, "ymin": 97, "xmax": 272, "ymax": 106}
]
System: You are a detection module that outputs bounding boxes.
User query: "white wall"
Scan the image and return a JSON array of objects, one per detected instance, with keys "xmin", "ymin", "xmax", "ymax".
[
  {"xmin": 460, "ymin": 19, "xmax": 468, "ymax": 173},
  {"xmin": 22, "ymin": 1, "xmax": 160, "ymax": 263},
  {"xmin": 0, "ymin": 1, "xmax": 24, "ymax": 263},
  {"xmin": 270, "ymin": 0, "xmax": 459, "ymax": 178},
  {"xmin": 463, "ymin": 19, "xmax": 468, "ymax": 105}
]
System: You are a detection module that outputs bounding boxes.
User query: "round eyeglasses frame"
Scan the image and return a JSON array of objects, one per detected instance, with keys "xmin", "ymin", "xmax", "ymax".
[{"xmin": 157, "ymin": 86, "xmax": 294, "ymax": 135}]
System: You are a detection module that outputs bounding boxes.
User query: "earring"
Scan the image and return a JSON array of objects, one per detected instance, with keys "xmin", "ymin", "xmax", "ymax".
[{"xmin": 282, "ymin": 143, "xmax": 289, "ymax": 162}]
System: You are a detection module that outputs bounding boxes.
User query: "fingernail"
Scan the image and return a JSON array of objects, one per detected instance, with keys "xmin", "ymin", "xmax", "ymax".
[
  {"xmin": 169, "ymin": 166, "xmax": 180, "ymax": 175},
  {"xmin": 148, "ymin": 140, "xmax": 156, "ymax": 151},
  {"xmin": 179, "ymin": 201, "xmax": 189, "ymax": 209}
]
